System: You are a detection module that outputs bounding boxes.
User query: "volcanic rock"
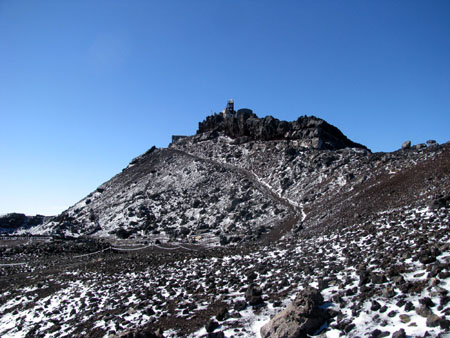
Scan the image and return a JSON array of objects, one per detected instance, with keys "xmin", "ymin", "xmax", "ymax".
[
  {"xmin": 260, "ymin": 287, "xmax": 328, "ymax": 338},
  {"xmin": 197, "ymin": 112, "xmax": 367, "ymax": 150}
]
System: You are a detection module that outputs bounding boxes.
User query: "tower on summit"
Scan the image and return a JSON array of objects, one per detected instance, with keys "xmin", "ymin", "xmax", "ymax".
[{"xmin": 222, "ymin": 99, "xmax": 234, "ymax": 116}]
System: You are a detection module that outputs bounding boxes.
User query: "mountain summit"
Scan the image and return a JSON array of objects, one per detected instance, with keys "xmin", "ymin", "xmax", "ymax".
[{"xmin": 197, "ymin": 103, "xmax": 367, "ymax": 150}]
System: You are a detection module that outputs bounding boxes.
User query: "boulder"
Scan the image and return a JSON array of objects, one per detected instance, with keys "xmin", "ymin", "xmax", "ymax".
[
  {"xmin": 392, "ymin": 329, "xmax": 406, "ymax": 338},
  {"xmin": 260, "ymin": 287, "xmax": 328, "ymax": 338},
  {"xmin": 234, "ymin": 300, "xmax": 247, "ymax": 311},
  {"xmin": 205, "ymin": 320, "xmax": 219, "ymax": 333},
  {"xmin": 416, "ymin": 305, "xmax": 433, "ymax": 318},
  {"xmin": 245, "ymin": 284, "xmax": 264, "ymax": 306},
  {"xmin": 426, "ymin": 314, "xmax": 441, "ymax": 327},
  {"xmin": 401, "ymin": 140, "xmax": 411, "ymax": 150}
]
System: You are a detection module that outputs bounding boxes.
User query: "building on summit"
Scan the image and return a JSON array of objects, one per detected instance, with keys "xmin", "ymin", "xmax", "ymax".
[{"xmin": 222, "ymin": 99, "xmax": 234, "ymax": 117}]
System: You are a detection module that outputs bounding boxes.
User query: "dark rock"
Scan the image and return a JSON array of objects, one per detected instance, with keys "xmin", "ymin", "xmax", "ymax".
[
  {"xmin": 115, "ymin": 327, "xmax": 165, "ymax": 338},
  {"xmin": 245, "ymin": 284, "xmax": 264, "ymax": 306},
  {"xmin": 197, "ymin": 112, "xmax": 367, "ymax": 150},
  {"xmin": 396, "ymin": 299, "xmax": 406, "ymax": 307},
  {"xmin": 345, "ymin": 287, "xmax": 357, "ymax": 296},
  {"xmin": 404, "ymin": 301, "xmax": 414, "ymax": 312},
  {"xmin": 370, "ymin": 273, "xmax": 387, "ymax": 284},
  {"xmin": 370, "ymin": 329, "xmax": 390, "ymax": 338},
  {"xmin": 392, "ymin": 328, "xmax": 406, "ymax": 338},
  {"xmin": 205, "ymin": 320, "xmax": 219, "ymax": 333},
  {"xmin": 418, "ymin": 250, "xmax": 438, "ymax": 264},
  {"xmin": 234, "ymin": 300, "xmax": 247, "ymax": 311},
  {"xmin": 216, "ymin": 307, "xmax": 228, "ymax": 321},
  {"xmin": 358, "ymin": 270, "xmax": 369, "ymax": 285},
  {"xmin": 318, "ymin": 279, "xmax": 329, "ymax": 290},
  {"xmin": 219, "ymin": 235, "xmax": 229, "ymax": 246},
  {"xmin": 387, "ymin": 310, "xmax": 397, "ymax": 317},
  {"xmin": 207, "ymin": 332, "xmax": 225, "ymax": 338},
  {"xmin": 371, "ymin": 300, "xmax": 381, "ymax": 311},
  {"xmin": 440, "ymin": 318, "xmax": 450, "ymax": 329},
  {"xmin": 246, "ymin": 271, "xmax": 257, "ymax": 282},
  {"xmin": 344, "ymin": 323, "xmax": 355, "ymax": 333},
  {"xmin": 116, "ymin": 228, "xmax": 131, "ymax": 239},
  {"xmin": 0, "ymin": 213, "xmax": 46, "ymax": 229},
  {"xmin": 428, "ymin": 197, "xmax": 448, "ymax": 210},
  {"xmin": 416, "ymin": 305, "xmax": 433, "ymax": 317},
  {"xmin": 426, "ymin": 314, "xmax": 441, "ymax": 327},
  {"xmin": 370, "ymin": 329, "xmax": 382, "ymax": 338},
  {"xmin": 419, "ymin": 297, "xmax": 435, "ymax": 307}
]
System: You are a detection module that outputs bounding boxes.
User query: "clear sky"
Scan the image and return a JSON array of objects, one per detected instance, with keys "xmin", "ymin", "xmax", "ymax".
[{"xmin": 1, "ymin": 0, "xmax": 449, "ymax": 216}]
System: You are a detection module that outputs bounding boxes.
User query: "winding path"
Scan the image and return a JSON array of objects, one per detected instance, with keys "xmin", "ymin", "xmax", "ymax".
[{"xmin": 169, "ymin": 148, "xmax": 304, "ymax": 243}]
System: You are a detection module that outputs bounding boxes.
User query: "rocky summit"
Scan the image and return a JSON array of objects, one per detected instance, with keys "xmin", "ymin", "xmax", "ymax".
[
  {"xmin": 197, "ymin": 109, "xmax": 367, "ymax": 150},
  {"xmin": 1, "ymin": 104, "xmax": 450, "ymax": 338}
]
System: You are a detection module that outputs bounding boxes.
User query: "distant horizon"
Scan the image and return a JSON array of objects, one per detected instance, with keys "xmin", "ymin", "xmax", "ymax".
[{"xmin": 1, "ymin": 0, "xmax": 449, "ymax": 216}]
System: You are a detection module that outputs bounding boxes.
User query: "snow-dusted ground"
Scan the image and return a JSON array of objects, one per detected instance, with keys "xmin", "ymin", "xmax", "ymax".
[{"xmin": 1, "ymin": 205, "xmax": 449, "ymax": 337}]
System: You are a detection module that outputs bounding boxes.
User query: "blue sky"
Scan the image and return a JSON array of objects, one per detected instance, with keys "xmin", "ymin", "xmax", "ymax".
[{"xmin": 1, "ymin": 0, "xmax": 449, "ymax": 215}]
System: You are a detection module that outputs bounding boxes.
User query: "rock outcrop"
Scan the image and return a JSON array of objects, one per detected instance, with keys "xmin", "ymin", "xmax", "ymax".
[
  {"xmin": 401, "ymin": 140, "xmax": 411, "ymax": 150},
  {"xmin": 197, "ymin": 110, "xmax": 367, "ymax": 150}
]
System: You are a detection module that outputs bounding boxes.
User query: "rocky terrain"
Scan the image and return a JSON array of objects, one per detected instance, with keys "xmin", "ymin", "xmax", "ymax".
[
  {"xmin": 0, "ymin": 213, "xmax": 50, "ymax": 233},
  {"xmin": 1, "ymin": 107, "xmax": 449, "ymax": 337}
]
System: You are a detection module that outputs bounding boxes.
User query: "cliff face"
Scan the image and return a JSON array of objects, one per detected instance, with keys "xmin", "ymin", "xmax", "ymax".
[{"xmin": 197, "ymin": 110, "xmax": 367, "ymax": 150}]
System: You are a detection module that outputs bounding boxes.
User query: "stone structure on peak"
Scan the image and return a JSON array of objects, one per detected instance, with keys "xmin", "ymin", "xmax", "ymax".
[
  {"xmin": 222, "ymin": 99, "xmax": 235, "ymax": 116},
  {"xmin": 197, "ymin": 101, "xmax": 368, "ymax": 151}
]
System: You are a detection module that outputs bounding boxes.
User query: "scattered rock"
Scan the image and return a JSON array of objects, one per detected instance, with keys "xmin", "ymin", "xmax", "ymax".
[
  {"xmin": 416, "ymin": 305, "xmax": 433, "ymax": 318},
  {"xmin": 399, "ymin": 314, "xmax": 411, "ymax": 323},
  {"xmin": 245, "ymin": 284, "xmax": 264, "ymax": 306},
  {"xmin": 426, "ymin": 314, "xmax": 441, "ymax": 327},
  {"xmin": 419, "ymin": 297, "xmax": 435, "ymax": 307},
  {"xmin": 392, "ymin": 328, "xmax": 406, "ymax": 338},
  {"xmin": 205, "ymin": 320, "xmax": 219, "ymax": 333},
  {"xmin": 370, "ymin": 273, "xmax": 387, "ymax": 284},
  {"xmin": 371, "ymin": 300, "xmax": 381, "ymax": 311},
  {"xmin": 233, "ymin": 300, "xmax": 247, "ymax": 311},
  {"xmin": 216, "ymin": 307, "xmax": 228, "ymax": 321},
  {"xmin": 404, "ymin": 301, "xmax": 414, "ymax": 312},
  {"xmin": 382, "ymin": 287, "xmax": 395, "ymax": 298}
]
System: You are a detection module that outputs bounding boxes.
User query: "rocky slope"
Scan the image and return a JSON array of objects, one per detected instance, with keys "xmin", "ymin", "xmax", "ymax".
[
  {"xmin": 21, "ymin": 111, "xmax": 374, "ymax": 244},
  {"xmin": 1, "ymin": 106, "xmax": 449, "ymax": 337}
]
